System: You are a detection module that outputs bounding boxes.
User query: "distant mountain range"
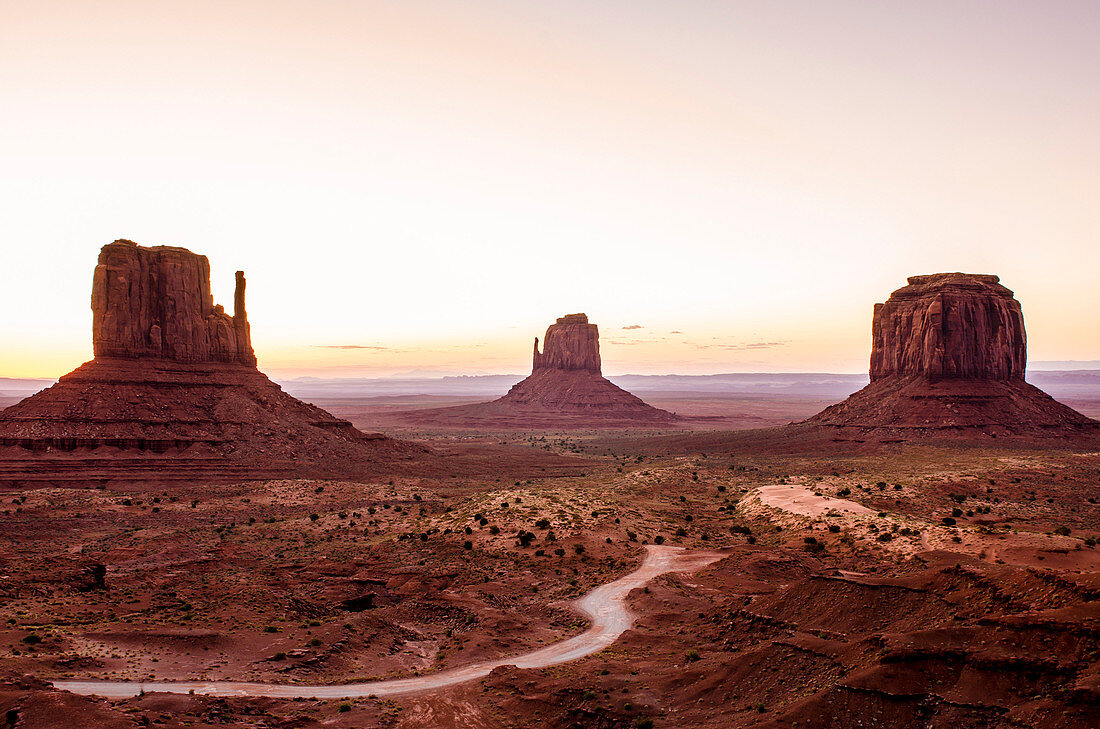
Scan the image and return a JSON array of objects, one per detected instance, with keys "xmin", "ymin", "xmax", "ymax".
[
  {"xmin": 278, "ymin": 370, "xmax": 1100, "ymax": 401},
  {"xmin": 4, "ymin": 370, "xmax": 1099, "ymax": 403}
]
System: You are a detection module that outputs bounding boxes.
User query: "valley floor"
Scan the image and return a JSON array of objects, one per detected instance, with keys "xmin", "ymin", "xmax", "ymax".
[{"xmin": 1, "ymin": 425, "xmax": 1098, "ymax": 727}]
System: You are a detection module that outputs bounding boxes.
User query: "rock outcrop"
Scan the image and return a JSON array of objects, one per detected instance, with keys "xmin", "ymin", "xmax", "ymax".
[
  {"xmin": 532, "ymin": 314, "xmax": 602, "ymax": 373},
  {"xmin": 807, "ymin": 273, "xmax": 1097, "ymax": 437},
  {"xmin": 0, "ymin": 240, "xmax": 427, "ymax": 484},
  {"xmin": 91, "ymin": 240, "xmax": 256, "ymax": 365},
  {"xmin": 869, "ymin": 273, "xmax": 1025, "ymax": 382},
  {"xmin": 396, "ymin": 314, "xmax": 675, "ymax": 428}
]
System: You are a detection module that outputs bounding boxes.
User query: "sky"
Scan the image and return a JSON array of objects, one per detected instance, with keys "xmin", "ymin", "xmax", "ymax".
[{"xmin": 1, "ymin": 0, "xmax": 1098, "ymax": 379}]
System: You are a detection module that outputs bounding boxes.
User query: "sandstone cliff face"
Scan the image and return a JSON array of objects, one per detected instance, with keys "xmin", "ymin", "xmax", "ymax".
[
  {"xmin": 807, "ymin": 272, "xmax": 1096, "ymax": 436},
  {"xmin": 532, "ymin": 313, "xmax": 601, "ymax": 374},
  {"xmin": 91, "ymin": 240, "xmax": 256, "ymax": 366},
  {"xmin": 1, "ymin": 239, "xmax": 426, "ymax": 483},
  {"xmin": 869, "ymin": 273, "xmax": 1025, "ymax": 382}
]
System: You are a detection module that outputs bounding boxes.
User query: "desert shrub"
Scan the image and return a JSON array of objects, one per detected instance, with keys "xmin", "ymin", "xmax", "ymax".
[
  {"xmin": 685, "ymin": 649, "xmax": 700, "ymax": 662},
  {"xmin": 653, "ymin": 535, "xmax": 665, "ymax": 544},
  {"xmin": 489, "ymin": 525, "xmax": 500, "ymax": 535},
  {"xmin": 1054, "ymin": 526, "xmax": 1071, "ymax": 536},
  {"xmin": 634, "ymin": 718, "xmax": 654, "ymax": 729},
  {"xmin": 554, "ymin": 548, "xmax": 566, "ymax": 556},
  {"xmin": 339, "ymin": 703, "xmax": 351, "ymax": 712},
  {"xmin": 828, "ymin": 524, "xmax": 841, "ymax": 533},
  {"xmin": 463, "ymin": 541, "xmax": 473, "ymax": 550},
  {"xmin": 573, "ymin": 544, "xmax": 586, "ymax": 554},
  {"xmin": 535, "ymin": 518, "xmax": 551, "ymax": 529},
  {"xmin": 942, "ymin": 517, "xmax": 956, "ymax": 526},
  {"xmin": 309, "ymin": 513, "xmax": 319, "ymax": 522},
  {"xmin": 951, "ymin": 508, "xmax": 963, "ymax": 517}
]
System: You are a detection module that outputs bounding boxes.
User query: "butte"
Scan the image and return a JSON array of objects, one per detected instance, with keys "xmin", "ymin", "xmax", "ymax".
[
  {"xmin": 0, "ymin": 240, "xmax": 426, "ymax": 485},
  {"xmin": 805, "ymin": 273, "xmax": 1098, "ymax": 438},
  {"xmin": 399, "ymin": 313, "xmax": 675, "ymax": 428}
]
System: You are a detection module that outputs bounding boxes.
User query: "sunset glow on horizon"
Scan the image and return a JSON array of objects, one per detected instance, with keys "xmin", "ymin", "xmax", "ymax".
[{"xmin": 2, "ymin": 1, "xmax": 1098, "ymax": 380}]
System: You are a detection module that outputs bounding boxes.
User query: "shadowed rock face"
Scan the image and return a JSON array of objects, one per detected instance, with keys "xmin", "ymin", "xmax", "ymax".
[
  {"xmin": 870, "ymin": 273, "xmax": 1025, "ymax": 382},
  {"xmin": 532, "ymin": 314, "xmax": 601, "ymax": 374},
  {"xmin": 0, "ymin": 239, "xmax": 428, "ymax": 484},
  {"xmin": 394, "ymin": 313, "xmax": 674, "ymax": 428},
  {"xmin": 91, "ymin": 240, "xmax": 256, "ymax": 366},
  {"xmin": 807, "ymin": 273, "xmax": 1096, "ymax": 436}
]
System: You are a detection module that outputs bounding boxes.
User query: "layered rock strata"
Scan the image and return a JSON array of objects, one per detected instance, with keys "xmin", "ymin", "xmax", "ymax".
[
  {"xmin": 399, "ymin": 314, "xmax": 675, "ymax": 428},
  {"xmin": 808, "ymin": 273, "xmax": 1097, "ymax": 436},
  {"xmin": 869, "ymin": 273, "xmax": 1025, "ymax": 382},
  {"xmin": 91, "ymin": 241, "xmax": 256, "ymax": 365},
  {"xmin": 0, "ymin": 240, "xmax": 425, "ymax": 484}
]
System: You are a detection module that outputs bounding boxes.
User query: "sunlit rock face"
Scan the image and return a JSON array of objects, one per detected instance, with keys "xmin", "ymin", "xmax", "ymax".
[
  {"xmin": 532, "ymin": 313, "xmax": 602, "ymax": 374},
  {"xmin": 869, "ymin": 273, "xmax": 1025, "ymax": 382},
  {"xmin": 805, "ymin": 273, "xmax": 1096, "ymax": 436},
  {"xmin": 91, "ymin": 239, "xmax": 256, "ymax": 366}
]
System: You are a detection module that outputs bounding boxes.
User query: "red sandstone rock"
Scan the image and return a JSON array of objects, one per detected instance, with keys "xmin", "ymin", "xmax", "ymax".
[
  {"xmin": 91, "ymin": 240, "xmax": 256, "ymax": 366},
  {"xmin": 398, "ymin": 313, "xmax": 675, "ymax": 428},
  {"xmin": 808, "ymin": 273, "xmax": 1096, "ymax": 436},
  {"xmin": 0, "ymin": 240, "xmax": 427, "ymax": 484},
  {"xmin": 870, "ymin": 273, "xmax": 1025, "ymax": 382},
  {"xmin": 532, "ymin": 313, "xmax": 602, "ymax": 374}
]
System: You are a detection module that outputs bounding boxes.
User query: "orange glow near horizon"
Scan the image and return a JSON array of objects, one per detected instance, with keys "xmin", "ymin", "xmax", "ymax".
[{"xmin": 2, "ymin": 1, "xmax": 1099, "ymax": 380}]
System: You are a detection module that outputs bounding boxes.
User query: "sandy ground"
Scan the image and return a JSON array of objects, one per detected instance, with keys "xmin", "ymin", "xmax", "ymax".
[
  {"xmin": 753, "ymin": 485, "xmax": 876, "ymax": 518},
  {"xmin": 51, "ymin": 546, "xmax": 723, "ymax": 699}
]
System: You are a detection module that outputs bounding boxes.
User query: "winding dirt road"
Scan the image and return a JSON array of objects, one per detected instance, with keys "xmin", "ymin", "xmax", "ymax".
[{"xmin": 52, "ymin": 545, "xmax": 723, "ymax": 699}]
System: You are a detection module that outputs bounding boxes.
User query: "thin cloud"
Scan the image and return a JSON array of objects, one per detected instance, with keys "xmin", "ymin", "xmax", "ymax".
[
  {"xmin": 621, "ymin": 324, "xmax": 644, "ymax": 330},
  {"xmin": 692, "ymin": 341, "xmax": 787, "ymax": 351},
  {"xmin": 312, "ymin": 344, "xmax": 390, "ymax": 350}
]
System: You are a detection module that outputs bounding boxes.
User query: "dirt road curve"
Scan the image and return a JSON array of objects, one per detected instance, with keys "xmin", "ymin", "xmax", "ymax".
[{"xmin": 52, "ymin": 545, "xmax": 723, "ymax": 699}]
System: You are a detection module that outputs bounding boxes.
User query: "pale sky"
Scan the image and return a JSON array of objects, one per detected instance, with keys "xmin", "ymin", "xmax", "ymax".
[{"xmin": 2, "ymin": 1, "xmax": 1098, "ymax": 378}]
